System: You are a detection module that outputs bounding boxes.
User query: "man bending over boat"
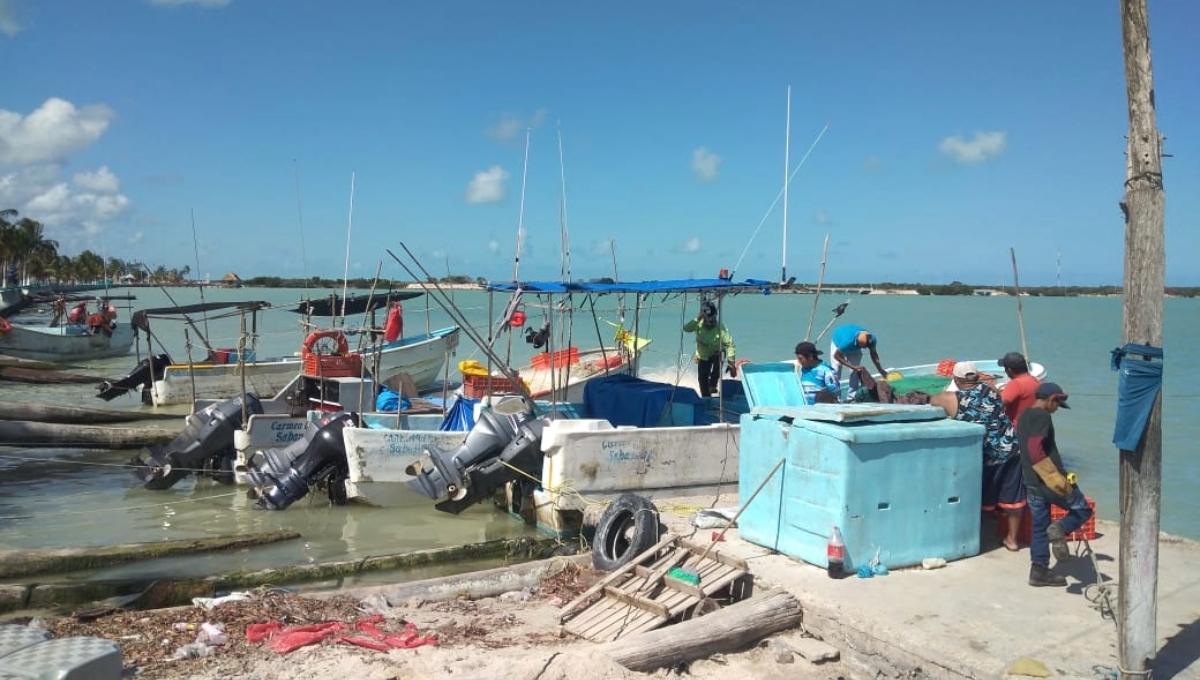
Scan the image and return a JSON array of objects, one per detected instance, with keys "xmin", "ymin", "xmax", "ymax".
[
  {"xmin": 683, "ymin": 300, "xmax": 736, "ymax": 398},
  {"xmin": 830, "ymin": 324, "xmax": 888, "ymax": 398}
]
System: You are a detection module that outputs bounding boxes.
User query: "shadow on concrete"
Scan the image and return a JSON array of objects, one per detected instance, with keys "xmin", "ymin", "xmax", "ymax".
[{"xmin": 1155, "ymin": 617, "xmax": 1200, "ymax": 679}]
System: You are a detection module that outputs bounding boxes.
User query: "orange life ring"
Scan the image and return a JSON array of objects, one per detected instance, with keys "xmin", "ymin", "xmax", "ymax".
[
  {"xmin": 0, "ymin": 317, "xmax": 11, "ymax": 334},
  {"xmin": 302, "ymin": 329, "xmax": 350, "ymax": 356}
]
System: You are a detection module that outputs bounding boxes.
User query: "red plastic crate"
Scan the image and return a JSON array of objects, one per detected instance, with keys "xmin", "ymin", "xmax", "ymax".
[
  {"xmin": 462, "ymin": 373, "xmax": 523, "ymax": 399},
  {"xmin": 302, "ymin": 353, "xmax": 363, "ymax": 378},
  {"xmin": 1001, "ymin": 496, "xmax": 1096, "ymax": 544}
]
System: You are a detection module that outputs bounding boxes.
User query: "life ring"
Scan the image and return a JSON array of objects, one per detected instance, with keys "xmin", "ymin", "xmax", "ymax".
[
  {"xmin": 592, "ymin": 493, "xmax": 662, "ymax": 571},
  {"xmin": 0, "ymin": 317, "xmax": 11, "ymax": 334},
  {"xmin": 302, "ymin": 329, "xmax": 350, "ymax": 355}
]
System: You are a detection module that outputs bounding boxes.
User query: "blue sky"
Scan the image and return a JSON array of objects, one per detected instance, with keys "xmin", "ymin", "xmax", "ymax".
[{"xmin": 3, "ymin": 1, "xmax": 1197, "ymax": 286}]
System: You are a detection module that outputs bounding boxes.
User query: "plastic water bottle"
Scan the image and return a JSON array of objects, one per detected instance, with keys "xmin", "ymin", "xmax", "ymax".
[{"xmin": 827, "ymin": 525, "xmax": 846, "ymax": 579}]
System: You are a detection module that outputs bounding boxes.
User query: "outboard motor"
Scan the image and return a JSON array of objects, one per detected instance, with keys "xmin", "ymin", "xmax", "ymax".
[
  {"xmin": 254, "ymin": 412, "xmax": 358, "ymax": 510},
  {"xmin": 241, "ymin": 420, "xmax": 323, "ymax": 489},
  {"xmin": 407, "ymin": 396, "xmax": 547, "ymax": 514},
  {"xmin": 132, "ymin": 394, "xmax": 262, "ymax": 490},
  {"xmin": 96, "ymin": 353, "xmax": 173, "ymax": 401}
]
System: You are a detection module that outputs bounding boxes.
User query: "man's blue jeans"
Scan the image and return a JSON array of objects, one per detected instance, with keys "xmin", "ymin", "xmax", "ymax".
[{"xmin": 1026, "ymin": 486, "xmax": 1094, "ymax": 567}]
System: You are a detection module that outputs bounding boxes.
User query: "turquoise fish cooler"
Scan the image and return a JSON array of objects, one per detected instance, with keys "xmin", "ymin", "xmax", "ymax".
[{"xmin": 737, "ymin": 364, "xmax": 985, "ymax": 570}]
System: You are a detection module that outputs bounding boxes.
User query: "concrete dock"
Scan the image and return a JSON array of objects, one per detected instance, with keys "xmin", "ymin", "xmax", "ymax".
[{"xmin": 654, "ymin": 495, "xmax": 1200, "ymax": 679}]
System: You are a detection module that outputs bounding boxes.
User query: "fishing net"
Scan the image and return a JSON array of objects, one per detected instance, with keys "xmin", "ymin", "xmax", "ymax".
[{"xmin": 889, "ymin": 375, "xmax": 952, "ymax": 396}]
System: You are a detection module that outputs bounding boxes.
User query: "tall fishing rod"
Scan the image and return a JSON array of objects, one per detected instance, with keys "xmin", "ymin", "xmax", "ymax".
[
  {"xmin": 293, "ymin": 159, "xmax": 310, "ymax": 295},
  {"xmin": 512, "ymin": 129, "xmax": 532, "ymax": 283},
  {"xmin": 804, "ymin": 233, "xmax": 831, "ymax": 340},
  {"xmin": 729, "ymin": 123, "xmax": 830, "ymax": 280},
  {"xmin": 189, "ymin": 208, "xmax": 210, "ymax": 340},
  {"xmin": 389, "ymin": 244, "xmax": 542, "ymax": 414},
  {"xmin": 340, "ymin": 171, "xmax": 356, "ymax": 323},
  {"xmin": 1010, "ymin": 247, "xmax": 1030, "ymax": 365}
]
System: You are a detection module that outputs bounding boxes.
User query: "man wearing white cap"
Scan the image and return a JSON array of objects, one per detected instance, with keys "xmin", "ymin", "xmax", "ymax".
[{"xmin": 931, "ymin": 361, "xmax": 1026, "ymax": 552}]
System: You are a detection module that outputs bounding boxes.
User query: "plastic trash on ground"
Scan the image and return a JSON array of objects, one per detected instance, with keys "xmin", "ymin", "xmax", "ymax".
[{"xmin": 191, "ymin": 592, "xmax": 252, "ymax": 609}]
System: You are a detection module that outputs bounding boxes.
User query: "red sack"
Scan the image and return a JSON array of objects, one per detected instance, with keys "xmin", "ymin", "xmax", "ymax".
[
  {"xmin": 267, "ymin": 622, "xmax": 344, "ymax": 654},
  {"xmin": 356, "ymin": 621, "xmax": 386, "ymax": 640},
  {"xmin": 337, "ymin": 635, "xmax": 391, "ymax": 652},
  {"xmin": 245, "ymin": 622, "xmax": 282, "ymax": 643}
]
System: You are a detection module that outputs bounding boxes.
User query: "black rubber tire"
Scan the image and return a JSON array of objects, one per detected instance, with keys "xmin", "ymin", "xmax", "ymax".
[{"xmin": 592, "ymin": 493, "xmax": 661, "ymax": 571}]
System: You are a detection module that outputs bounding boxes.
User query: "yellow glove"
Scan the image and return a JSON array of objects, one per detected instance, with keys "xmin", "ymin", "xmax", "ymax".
[{"xmin": 1066, "ymin": 472, "xmax": 1078, "ymax": 486}]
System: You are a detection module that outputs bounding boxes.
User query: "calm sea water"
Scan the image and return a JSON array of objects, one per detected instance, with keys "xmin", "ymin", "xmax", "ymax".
[{"xmin": 1, "ymin": 285, "xmax": 1195, "ymax": 581}]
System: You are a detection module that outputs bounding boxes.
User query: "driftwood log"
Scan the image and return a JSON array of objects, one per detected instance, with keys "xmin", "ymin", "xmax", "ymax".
[
  {"xmin": 0, "ymin": 420, "xmax": 176, "ymax": 449},
  {"xmin": 598, "ymin": 590, "xmax": 803, "ymax": 672},
  {"xmin": 0, "ymin": 366, "xmax": 104, "ymax": 384},
  {"xmin": 0, "ymin": 531, "xmax": 302, "ymax": 579},
  {"xmin": 0, "ymin": 401, "xmax": 177, "ymax": 424}
]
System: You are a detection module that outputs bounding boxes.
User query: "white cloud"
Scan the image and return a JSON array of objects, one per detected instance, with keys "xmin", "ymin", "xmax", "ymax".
[
  {"xmin": 0, "ymin": 98, "xmax": 115, "ymax": 165},
  {"xmin": 690, "ymin": 147, "xmax": 721, "ymax": 182},
  {"xmin": 684, "ymin": 237, "xmax": 701, "ymax": 253},
  {"xmin": 938, "ymin": 131, "xmax": 1007, "ymax": 163},
  {"xmin": 590, "ymin": 239, "xmax": 614, "ymax": 258},
  {"xmin": 128, "ymin": 231, "xmax": 145, "ymax": 245},
  {"xmin": 146, "ymin": 0, "xmax": 231, "ymax": 6},
  {"xmin": 485, "ymin": 109, "xmax": 548, "ymax": 142},
  {"xmin": 814, "ymin": 210, "xmax": 828, "ymax": 226},
  {"xmin": 73, "ymin": 166, "xmax": 121, "ymax": 193},
  {"xmin": 0, "ymin": 0, "xmax": 21, "ymax": 36},
  {"xmin": 488, "ymin": 238, "xmax": 501, "ymax": 254},
  {"xmin": 861, "ymin": 155, "xmax": 884, "ymax": 172},
  {"xmin": 464, "ymin": 165, "xmax": 510, "ymax": 204}
]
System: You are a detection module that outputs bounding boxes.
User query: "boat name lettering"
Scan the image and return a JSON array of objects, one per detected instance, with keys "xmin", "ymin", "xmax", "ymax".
[
  {"xmin": 270, "ymin": 421, "xmax": 307, "ymax": 431},
  {"xmin": 604, "ymin": 443, "xmax": 653, "ymax": 464},
  {"xmin": 384, "ymin": 432, "xmax": 427, "ymax": 455}
]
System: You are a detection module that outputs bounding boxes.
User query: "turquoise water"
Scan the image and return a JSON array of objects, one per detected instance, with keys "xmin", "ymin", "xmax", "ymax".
[{"xmin": 0, "ymin": 286, "xmax": 1195, "ymax": 571}]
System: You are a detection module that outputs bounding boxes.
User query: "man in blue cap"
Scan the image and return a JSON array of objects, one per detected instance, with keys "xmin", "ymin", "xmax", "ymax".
[{"xmin": 1016, "ymin": 382, "xmax": 1095, "ymax": 587}]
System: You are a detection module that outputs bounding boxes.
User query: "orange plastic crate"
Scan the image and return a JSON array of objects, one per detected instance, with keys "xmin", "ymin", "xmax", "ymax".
[
  {"xmin": 531, "ymin": 347, "xmax": 580, "ymax": 370},
  {"xmin": 462, "ymin": 373, "xmax": 522, "ymax": 399},
  {"xmin": 303, "ymin": 353, "xmax": 363, "ymax": 378},
  {"xmin": 1002, "ymin": 496, "xmax": 1096, "ymax": 544}
]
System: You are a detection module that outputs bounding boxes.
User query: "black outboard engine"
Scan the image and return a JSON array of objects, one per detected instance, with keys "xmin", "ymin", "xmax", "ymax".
[
  {"xmin": 96, "ymin": 353, "xmax": 173, "ymax": 401},
  {"xmin": 242, "ymin": 420, "xmax": 322, "ymax": 489},
  {"xmin": 132, "ymin": 394, "xmax": 262, "ymax": 490},
  {"xmin": 407, "ymin": 396, "xmax": 547, "ymax": 514},
  {"xmin": 254, "ymin": 412, "xmax": 358, "ymax": 510}
]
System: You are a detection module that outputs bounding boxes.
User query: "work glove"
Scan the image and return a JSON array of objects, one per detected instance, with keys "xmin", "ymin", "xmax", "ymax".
[{"xmin": 725, "ymin": 362, "xmax": 738, "ymax": 378}]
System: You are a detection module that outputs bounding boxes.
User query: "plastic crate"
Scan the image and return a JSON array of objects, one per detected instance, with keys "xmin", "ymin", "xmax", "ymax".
[
  {"xmin": 462, "ymin": 373, "xmax": 523, "ymax": 399},
  {"xmin": 1002, "ymin": 496, "xmax": 1097, "ymax": 544},
  {"xmin": 302, "ymin": 353, "xmax": 363, "ymax": 378},
  {"xmin": 531, "ymin": 347, "xmax": 580, "ymax": 370}
]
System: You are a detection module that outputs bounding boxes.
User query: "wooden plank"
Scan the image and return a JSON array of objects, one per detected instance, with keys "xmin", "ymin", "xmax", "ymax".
[
  {"xmin": 559, "ymin": 532, "xmax": 678, "ymax": 621},
  {"xmin": 599, "ymin": 591, "xmax": 803, "ymax": 672},
  {"xmin": 603, "ymin": 586, "xmax": 671, "ymax": 620},
  {"xmin": 678, "ymin": 538, "xmax": 749, "ymax": 571}
]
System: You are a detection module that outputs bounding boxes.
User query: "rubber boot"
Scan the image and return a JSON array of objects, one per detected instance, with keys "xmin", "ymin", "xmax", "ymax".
[
  {"xmin": 1029, "ymin": 563, "xmax": 1067, "ymax": 587},
  {"xmin": 1046, "ymin": 521, "xmax": 1071, "ymax": 563}
]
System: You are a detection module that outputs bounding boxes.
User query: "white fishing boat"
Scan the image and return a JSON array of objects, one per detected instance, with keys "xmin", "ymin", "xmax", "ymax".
[
  {"xmin": 146, "ymin": 326, "xmax": 460, "ymax": 407},
  {"xmin": 0, "ymin": 313, "xmax": 134, "ymax": 362}
]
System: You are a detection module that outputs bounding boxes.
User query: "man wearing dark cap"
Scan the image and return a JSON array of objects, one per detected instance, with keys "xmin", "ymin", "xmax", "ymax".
[
  {"xmin": 1016, "ymin": 382, "xmax": 1095, "ymax": 587},
  {"xmin": 683, "ymin": 300, "xmax": 736, "ymax": 398},
  {"xmin": 795, "ymin": 341, "xmax": 839, "ymax": 404},
  {"xmin": 998, "ymin": 351, "xmax": 1039, "ymax": 424}
]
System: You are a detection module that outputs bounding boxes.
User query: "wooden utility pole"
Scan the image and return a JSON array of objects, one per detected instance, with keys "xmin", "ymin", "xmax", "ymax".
[{"xmin": 1117, "ymin": 1, "xmax": 1165, "ymax": 678}]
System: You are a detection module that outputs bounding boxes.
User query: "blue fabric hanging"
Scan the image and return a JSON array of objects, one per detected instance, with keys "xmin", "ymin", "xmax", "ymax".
[
  {"xmin": 375, "ymin": 388, "xmax": 411, "ymax": 413},
  {"xmin": 440, "ymin": 396, "xmax": 478, "ymax": 431},
  {"xmin": 1111, "ymin": 343, "xmax": 1164, "ymax": 451}
]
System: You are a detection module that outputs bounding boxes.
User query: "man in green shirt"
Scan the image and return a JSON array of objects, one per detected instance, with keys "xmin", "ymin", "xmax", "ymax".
[{"xmin": 683, "ymin": 300, "xmax": 736, "ymax": 398}]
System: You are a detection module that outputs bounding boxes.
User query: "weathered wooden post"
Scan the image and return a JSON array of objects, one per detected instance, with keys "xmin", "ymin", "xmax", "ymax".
[{"xmin": 1117, "ymin": 0, "xmax": 1165, "ymax": 677}]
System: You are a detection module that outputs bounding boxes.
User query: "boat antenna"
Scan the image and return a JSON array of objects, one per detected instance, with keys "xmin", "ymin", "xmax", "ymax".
[
  {"xmin": 294, "ymin": 158, "xmax": 309, "ymax": 293},
  {"xmin": 190, "ymin": 208, "xmax": 210, "ymax": 340},
  {"xmin": 730, "ymin": 123, "xmax": 829, "ymax": 280},
  {"xmin": 781, "ymin": 85, "xmax": 791, "ymax": 286},
  {"xmin": 340, "ymin": 171, "xmax": 356, "ymax": 322},
  {"xmin": 557, "ymin": 121, "xmax": 573, "ymax": 284},
  {"xmin": 512, "ymin": 128, "xmax": 532, "ymax": 282}
]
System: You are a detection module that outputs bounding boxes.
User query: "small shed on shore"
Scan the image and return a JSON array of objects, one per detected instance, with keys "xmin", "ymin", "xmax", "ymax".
[{"xmin": 219, "ymin": 272, "xmax": 242, "ymax": 288}]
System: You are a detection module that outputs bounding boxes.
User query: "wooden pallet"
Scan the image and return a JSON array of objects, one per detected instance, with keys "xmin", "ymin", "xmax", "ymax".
[{"xmin": 558, "ymin": 533, "xmax": 751, "ymax": 643}]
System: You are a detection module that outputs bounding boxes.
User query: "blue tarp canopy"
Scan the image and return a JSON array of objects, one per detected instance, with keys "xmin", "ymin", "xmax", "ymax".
[{"xmin": 483, "ymin": 278, "xmax": 773, "ymax": 294}]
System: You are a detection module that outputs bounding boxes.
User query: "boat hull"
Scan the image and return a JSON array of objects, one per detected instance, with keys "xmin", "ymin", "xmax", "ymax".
[
  {"xmin": 149, "ymin": 327, "xmax": 460, "ymax": 406},
  {"xmin": 0, "ymin": 322, "xmax": 134, "ymax": 362}
]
